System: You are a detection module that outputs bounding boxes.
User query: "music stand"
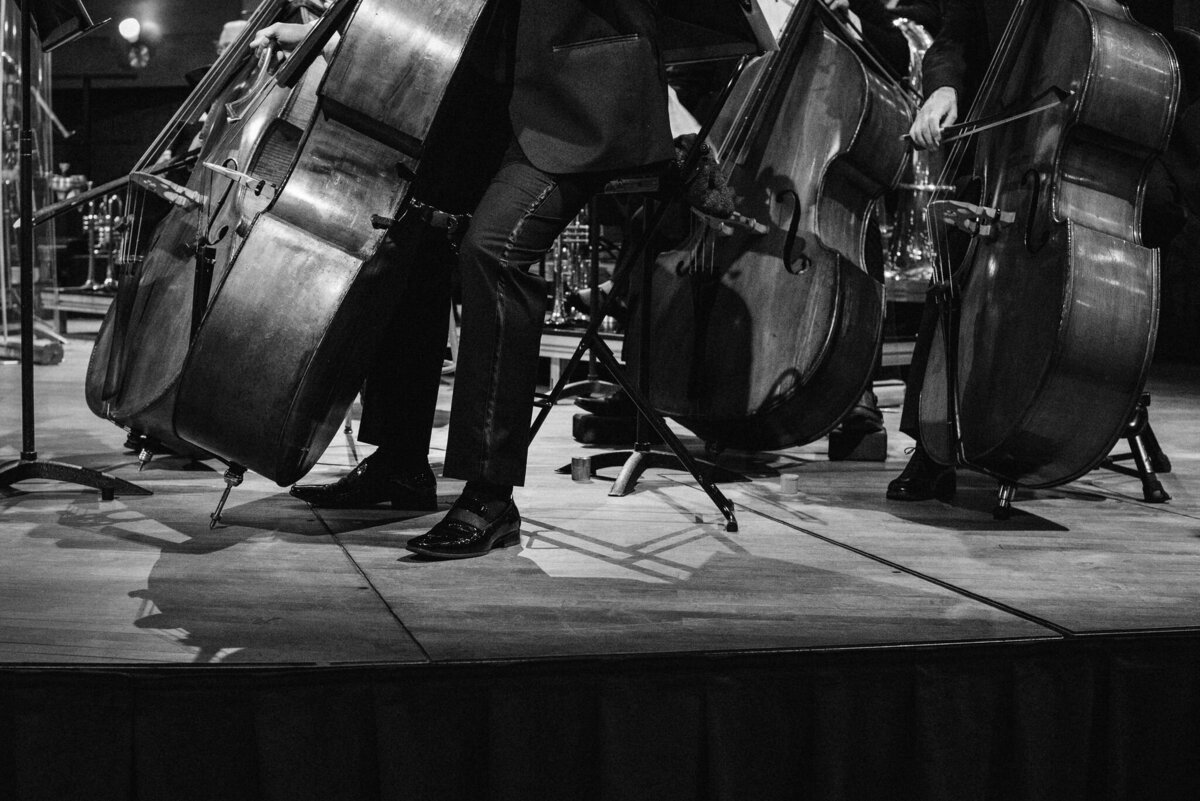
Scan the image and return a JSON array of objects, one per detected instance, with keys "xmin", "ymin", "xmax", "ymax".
[{"xmin": 0, "ymin": 0, "xmax": 149, "ymax": 501}]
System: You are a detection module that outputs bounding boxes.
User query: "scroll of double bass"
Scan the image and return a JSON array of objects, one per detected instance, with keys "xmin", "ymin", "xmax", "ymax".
[
  {"xmin": 918, "ymin": 0, "xmax": 1179, "ymax": 495},
  {"xmin": 630, "ymin": 0, "xmax": 914, "ymax": 451}
]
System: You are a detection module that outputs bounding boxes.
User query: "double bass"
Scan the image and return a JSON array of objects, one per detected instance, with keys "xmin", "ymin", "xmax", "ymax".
[
  {"xmin": 171, "ymin": 0, "xmax": 504, "ymax": 510},
  {"xmin": 917, "ymin": 0, "xmax": 1179, "ymax": 513},
  {"xmin": 84, "ymin": 0, "xmax": 327, "ymax": 462},
  {"xmin": 629, "ymin": 0, "xmax": 914, "ymax": 452}
]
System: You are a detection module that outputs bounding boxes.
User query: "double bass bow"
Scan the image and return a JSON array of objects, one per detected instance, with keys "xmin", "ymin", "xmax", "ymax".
[
  {"xmin": 629, "ymin": 0, "xmax": 914, "ymax": 452},
  {"xmin": 916, "ymin": 0, "xmax": 1180, "ymax": 514}
]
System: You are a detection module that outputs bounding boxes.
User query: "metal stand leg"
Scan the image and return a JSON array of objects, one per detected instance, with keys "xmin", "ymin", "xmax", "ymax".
[
  {"xmin": 546, "ymin": 334, "xmax": 741, "ymax": 530},
  {"xmin": 1101, "ymin": 393, "xmax": 1171, "ymax": 503},
  {"xmin": 535, "ymin": 204, "xmax": 744, "ymax": 530},
  {"xmin": 0, "ymin": 7, "xmax": 151, "ymax": 506},
  {"xmin": 0, "ymin": 459, "xmax": 152, "ymax": 502},
  {"xmin": 562, "ymin": 198, "xmax": 616, "ymax": 400},
  {"xmin": 529, "ymin": 63, "xmax": 754, "ymax": 532},
  {"xmin": 1143, "ymin": 421, "xmax": 1171, "ymax": 475}
]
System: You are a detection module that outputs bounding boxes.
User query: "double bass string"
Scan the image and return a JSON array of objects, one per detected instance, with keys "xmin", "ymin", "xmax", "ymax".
[
  {"xmin": 919, "ymin": 0, "xmax": 1040, "ymax": 468},
  {"xmin": 117, "ymin": 2, "xmax": 281, "ymax": 275}
]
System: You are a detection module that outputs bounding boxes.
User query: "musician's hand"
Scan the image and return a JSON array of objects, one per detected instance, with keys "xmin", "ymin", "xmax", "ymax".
[
  {"xmin": 910, "ymin": 86, "xmax": 958, "ymax": 150},
  {"xmin": 250, "ymin": 21, "xmax": 315, "ymax": 53},
  {"xmin": 822, "ymin": 0, "xmax": 863, "ymax": 42}
]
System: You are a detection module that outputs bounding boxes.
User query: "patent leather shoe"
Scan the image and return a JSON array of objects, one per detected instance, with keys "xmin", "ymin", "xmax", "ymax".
[
  {"xmin": 886, "ymin": 445, "xmax": 956, "ymax": 501},
  {"xmin": 290, "ymin": 454, "xmax": 437, "ymax": 510},
  {"xmin": 406, "ymin": 497, "xmax": 521, "ymax": 560},
  {"xmin": 837, "ymin": 388, "xmax": 884, "ymax": 435}
]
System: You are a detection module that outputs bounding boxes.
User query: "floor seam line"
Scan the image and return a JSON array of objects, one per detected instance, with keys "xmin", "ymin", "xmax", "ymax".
[
  {"xmin": 676, "ymin": 479, "xmax": 1078, "ymax": 638},
  {"xmin": 745, "ymin": 502, "xmax": 1074, "ymax": 637},
  {"xmin": 312, "ymin": 507, "xmax": 434, "ymax": 663}
]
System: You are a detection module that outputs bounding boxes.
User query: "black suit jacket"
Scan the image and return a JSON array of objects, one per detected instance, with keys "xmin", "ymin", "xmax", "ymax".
[
  {"xmin": 850, "ymin": 0, "xmax": 911, "ymax": 76},
  {"xmin": 922, "ymin": 0, "xmax": 1175, "ymax": 105},
  {"xmin": 510, "ymin": 0, "xmax": 674, "ymax": 174},
  {"xmin": 920, "ymin": 0, "xmax": 1013, "ymax": 103}
]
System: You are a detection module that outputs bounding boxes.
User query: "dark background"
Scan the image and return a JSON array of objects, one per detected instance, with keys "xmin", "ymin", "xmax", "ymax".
[
  {"xmin": 46, "ymin": 1, "xmax": 1199, "ymax": 189},
  {"xmin": 50, "ymin": 0, "xmax": 250, "ymax": 181},
  {"xmin": 41, "ymin": 1, "xmax": 1200, "ymax": 363}
]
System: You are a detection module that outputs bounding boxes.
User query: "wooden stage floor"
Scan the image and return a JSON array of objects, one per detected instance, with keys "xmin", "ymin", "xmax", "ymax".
[{"xmin": 1, "ymin": 339, "xmax": 1198, "ymax": 667}]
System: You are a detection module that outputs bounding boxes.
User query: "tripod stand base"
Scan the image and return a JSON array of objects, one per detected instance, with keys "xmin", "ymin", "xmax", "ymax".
[
  {"xmin": 0, "ymin": 458, "xmax": 152, "ymax": 501},
  {"xmin": 1100, "ymin": 392, "xmax": 1171, "ymax": 503},
  {"xmin": 558, "ymin": 449, "xmax": 742, "ymax": 531}
]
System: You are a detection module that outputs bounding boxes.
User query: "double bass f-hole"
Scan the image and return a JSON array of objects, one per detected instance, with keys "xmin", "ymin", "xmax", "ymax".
[
  {"xmin": 777, "ymin": 189, "xmax": 811, "ymax": 274},
  {"xmin": 1021, "ymin": 168, "xmax": 1050, "ymax": 254}
]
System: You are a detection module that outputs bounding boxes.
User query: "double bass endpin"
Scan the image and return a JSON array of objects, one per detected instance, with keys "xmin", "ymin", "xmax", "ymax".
[
  {"xmin": 210, "ymin": 464, "xmax": 246, "ymax": 529},
  {"xmin": 993, "ymin": 483, "xmax": 1017, "ymax": 520}
]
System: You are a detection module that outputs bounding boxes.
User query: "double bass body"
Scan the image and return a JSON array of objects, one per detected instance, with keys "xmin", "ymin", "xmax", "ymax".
[
  {"xmin": 84, "ymin": 0, "xmax": 325, "ymax": 459},
  {"xmin": 919, "ymin": 0, "xmax": 1179, "ymax": 489},
  {"xmin": 634, "ymin": 0, "xmax": 913, "ymax": 452},
  {"xmin": 174, "ymin": 0, "xmax": 499, "ymax": 485}
]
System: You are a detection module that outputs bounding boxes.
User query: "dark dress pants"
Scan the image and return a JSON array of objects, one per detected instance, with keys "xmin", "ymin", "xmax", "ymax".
[
  {"xmin": 898, "ymin": 296, "xmax": 939, "ymax": 442},
  {"xmin": 357, "ymin": 218, "xmax": 455, "ymax": 462},
  {"xmin": 359, "ymin": 143, "xmax": 615, "ymax": 485},
  {"xmin": 444, "ymin": 143, "xmax": 608, "ymax": 486}
]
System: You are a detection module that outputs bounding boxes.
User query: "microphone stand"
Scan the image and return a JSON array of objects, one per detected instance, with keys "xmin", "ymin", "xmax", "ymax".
[{"xmin": 0, "ymin": 0, "xmax": 148, "ymax": 500}]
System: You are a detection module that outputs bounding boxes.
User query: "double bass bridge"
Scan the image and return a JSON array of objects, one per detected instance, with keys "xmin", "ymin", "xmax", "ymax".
[{"xmin": 930, "ymin": 199, "xmax": 1015, "ymax": 241}]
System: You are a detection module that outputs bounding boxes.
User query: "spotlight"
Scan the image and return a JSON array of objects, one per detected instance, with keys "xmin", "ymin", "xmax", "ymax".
[
  {"xmin": 117, "ymin": 18, "xmax": 149, "ymax": 69},
  {"xmin": 117, "ymin": 17, "xmax": 141, "ymax": 44}
]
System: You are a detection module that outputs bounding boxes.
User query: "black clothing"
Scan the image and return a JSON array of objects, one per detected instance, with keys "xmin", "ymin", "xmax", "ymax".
[
  {"xmin": 360, "ymin": 0, "xmax": 673, "ymax": 486},
  {"xmin": 923, "ymin": 0, "xmax": 1176, "ymax": 103},
  {"xmin": 847, "ymin": 0, "xmax": 911, "ymax": 77},
  {"xmin": 443, "ymin": 142, "xmax": 608, "ymax": 483},
  {"xmin": 511, "ymin": 0, "xmax": 674, "ymax": 174}
]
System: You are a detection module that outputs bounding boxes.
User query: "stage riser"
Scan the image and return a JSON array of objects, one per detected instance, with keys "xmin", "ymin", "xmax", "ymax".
[{"xmin": 2, "ymin": 636, "xmax": 1198, "ymax": 800}]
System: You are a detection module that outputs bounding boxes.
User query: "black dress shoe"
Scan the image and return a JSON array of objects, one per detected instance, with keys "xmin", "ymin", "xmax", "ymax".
[
  {"xmin": 405, "ymin": 497, "xmax": 521, "ymax": 560},
  {"xmin": 837, "ymin": 388, "xmax": 885, "ymax": 435},
  {"xmin": 567, "ymin": 281, "xmax": 611, "ymax": 315},
  {"xmin": 290, "ymin": 454, "xmax": 437, "ymax": 510},
  {"xmin": 886, "ymin": 445, "xmax": 956, "ymax": 501}
]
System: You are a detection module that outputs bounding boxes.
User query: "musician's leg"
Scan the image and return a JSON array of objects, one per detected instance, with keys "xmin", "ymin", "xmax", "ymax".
[
  {"xmin": 290, "ymin": 220, "xmax": 452, "ymax": 510},
  {"xmin": 410, "ymin": 144, "xmax": 605, "ymax": 558},
  {"xmin": 887, "ymin": 296, "xmax": 955, "ymax": 501},
  {"xmin": 898, "ymin": 296, "xmax": 938, "ymax": 441},
  {"xmin": 359, "ymin": 223, "xmax": 454, "ymax": 460},
  {"xmin": 836, "ymin": 210, "xmax": 885, "ymax": 436},
  {"xmin": 444, "ymin": 150, "xmax": 603, "ymax": 486}
]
